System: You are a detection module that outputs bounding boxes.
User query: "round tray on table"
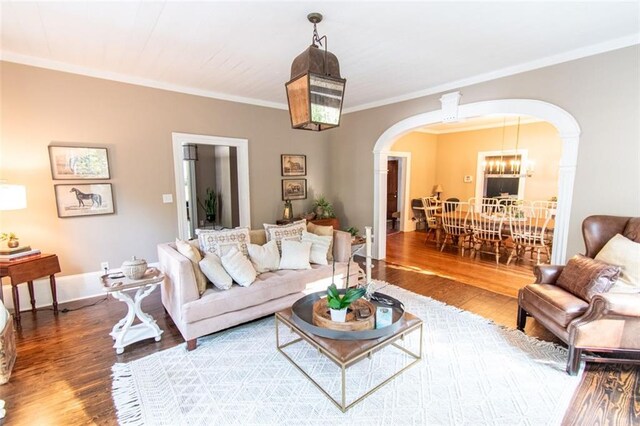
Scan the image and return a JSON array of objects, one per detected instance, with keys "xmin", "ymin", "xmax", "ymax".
[{"xmin": 291, "ymin": 290, "xmax": 405, "ymax": 340}]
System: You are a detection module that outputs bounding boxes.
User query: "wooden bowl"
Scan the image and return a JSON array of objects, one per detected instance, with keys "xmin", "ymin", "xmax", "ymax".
[{"xmin": 312, "ymin": 298, "xmax": 375, "ymax": 332}]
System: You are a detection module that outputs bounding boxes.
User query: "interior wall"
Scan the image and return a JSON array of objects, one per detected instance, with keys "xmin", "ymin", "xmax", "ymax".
[
  {"xmin": 434, "ymin": 121, "xmax": 562, "ymax": 201},
  {"xmin": 329, "ymin": 45, "xmax": 640, "ymax": 259},
  {"xmin": 390, "ymin": 132, "xmax": 438, "ymax": 201},
  {"xmin": 0, "ymin": 61, "xmax": 332, "ymax": 276}
]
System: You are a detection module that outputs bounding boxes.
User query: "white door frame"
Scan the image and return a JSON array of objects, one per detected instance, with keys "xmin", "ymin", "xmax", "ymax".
[
  {"xmin": 172, "ymin": 132, "xmax": 250, "ymax": 239},
  {"xmin": 373, "ymin": 93, "xmax": 580, "ymax": 264},
  {"xmin": 387, "ymin": 152, "xmax": 413, "ymax": 232}
]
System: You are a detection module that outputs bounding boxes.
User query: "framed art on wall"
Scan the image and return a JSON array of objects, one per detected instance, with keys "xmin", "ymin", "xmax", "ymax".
[
  {"xmin": 282, "ymin": 179, "xmax": 307, "ymax": 200},
  {"xmin": 54, "ymin": 183, "xmax": 115, "ymax": 218},
  {"xmin": 49, "ymin": 145, "xmax": 110, "ymax": 179},
  {"xmin": 281, "ymin": 154, "xmax": 306, "ymax": 176}
]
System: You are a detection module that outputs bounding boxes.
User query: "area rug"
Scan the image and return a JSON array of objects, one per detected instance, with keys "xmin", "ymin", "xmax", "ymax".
[{"xmin": 112, "ymin": 282, "xmax": 582, "ymax": 425}]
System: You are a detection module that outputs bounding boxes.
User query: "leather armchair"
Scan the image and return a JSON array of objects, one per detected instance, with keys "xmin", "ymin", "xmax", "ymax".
[{"xmin": 517, "ymin": 215, "xmax": 640, "ymax": 375}]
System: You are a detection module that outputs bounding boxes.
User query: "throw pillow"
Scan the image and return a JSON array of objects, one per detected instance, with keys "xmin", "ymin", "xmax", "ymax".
[
  {"xmin": 247, "ymin": 240, "xmax": 281, "ymax": 273},
  {"xmin": 595, "ymin": 233, "xmax": 640, "ymax": 293},
  {"xmin": 197, "ymin": 228, "xmax": 250, "ymax": 258},
  {"xmin": 279, "ymin": 240, "xmax": 312, "ymax": 270},
  {"xmin": 307, "ymin": 222, "xmax": 334, "ymax": 262},
  {"xmin": 301, "ymin": 231, "xmax": 332, "ymax": 265},
  {"xmin": 264, "ymin": 219, "xmax": 307, "ymax": 252},
  {"xmin": 556, "ymin": 254, "xmax": 621, "ymax": 301},
  {"xmin": 221, "ymin": 247, "xmax": 257, "ymax": 287},
  {"xmin": 199, "ymin": 253, "xmax": 233, "ymax": 290},
  {"xmin": 175, "ymin": 239, "xmax": 208, "ymax": 295}
]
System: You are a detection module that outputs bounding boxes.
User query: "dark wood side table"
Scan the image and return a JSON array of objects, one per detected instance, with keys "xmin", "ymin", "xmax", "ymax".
[{"xmin": 0, "ymin": 253, "xmax": 61, "ymax": 325}]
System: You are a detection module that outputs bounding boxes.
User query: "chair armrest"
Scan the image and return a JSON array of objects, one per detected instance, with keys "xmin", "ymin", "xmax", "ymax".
[
  {"xmin": 157, "ymin": 243, "xmax": 200, "ymax": 309},
  {"xmin": 534, "ymin": 265, "xmax": 564, "ymax": 284},
  {"xmin": 587, "ymin": 293, "xmax": 640, "ymax": 318},
  {"xmin": 332, "ymin": 230, "xmax": 353, "ymax": 263}
]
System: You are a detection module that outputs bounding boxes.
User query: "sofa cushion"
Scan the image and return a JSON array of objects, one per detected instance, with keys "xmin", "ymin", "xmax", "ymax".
[
  {"xmin": 520, "ymin": 284, "xmax": 589, "ymax": 328},
  {"xmin": 307, "ymin": 222, "xmax": 334, "ymax": 262},
  {"xmin": 556, "ymin": 254, "xmax": 621, "ymax": 301},
  {"xmin": 595, "ymin": 233, "xmax": 640, "ymax": 293},
  {"xmin": 221, "ymin": 247, "xmax": 257, "ymax": 287},
  {"xmin": 301, "ymin": 231, "xmax": 332, "ymax": 265},
  {"xmin": 197, "ymin": 228, "xmax": 250, "ymax": 257},
  {"xmin": 175, "ymin": 239, "xmax": 208, "ymax": 295},
  {"xmin": 247, "ymin": 240, "xmax": 280, "ymax": 273},
  {"xmin": 279, "ymin": 240, "xmax": 312, "ymax": 270},
  {"xmin": 182, "ymin": 269, "xmax": 309, "ymax": 324},
  {"xmin": 249, "ymin": 229, "xmax": 267, "ymax": 246},
  {"xmin": 264, "ymin": 219, "xmax": 306, "ymax": 252},
  {"xmin": 199, "ymin": 253, "xmax": 233, "ymax": 291}
]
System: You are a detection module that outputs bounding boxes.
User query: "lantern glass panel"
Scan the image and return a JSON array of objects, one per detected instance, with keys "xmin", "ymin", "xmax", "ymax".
[{"xmin": 309, "ymin": 74, "xmax": 344, "ymax": 126}]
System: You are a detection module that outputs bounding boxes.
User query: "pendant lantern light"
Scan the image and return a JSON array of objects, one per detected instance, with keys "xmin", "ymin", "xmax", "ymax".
[{"xmin": 285, "ymin": 13, "xmax": 346, "ymax": 131}]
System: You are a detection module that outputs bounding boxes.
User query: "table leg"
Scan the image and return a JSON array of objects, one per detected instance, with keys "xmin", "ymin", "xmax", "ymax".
[
  {"xmin": 49, "ymin": 274, "xmax": 59, "ymax": 315},
  {"xmin": 11, "ymin": 283, "xmax": 20, "ymax": 325},
  {"xmin": 27, "ymin": 280, "xmax": 36, "ymax": 312}
]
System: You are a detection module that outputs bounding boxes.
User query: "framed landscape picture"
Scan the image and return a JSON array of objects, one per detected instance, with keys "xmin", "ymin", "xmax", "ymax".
[
  {"xmin": 281, "ymin": 154, "xmax": 306, "ymax": 176},
  {"xmin": 49, "ymin": 145, "xmax": 110, "ymax": 179},
  {"xmin": 282, "ymin": 179, "xmax": 307, "ymax": 200},
  {"xmin": 54, "ymin": 183, "xmax": 115, "ymax": 218}
]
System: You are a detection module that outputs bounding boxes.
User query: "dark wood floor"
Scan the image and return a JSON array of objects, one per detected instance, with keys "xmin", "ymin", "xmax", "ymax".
[{"xmin": 0, "ymin": 244, "xmax": 637, "ymax": 425}]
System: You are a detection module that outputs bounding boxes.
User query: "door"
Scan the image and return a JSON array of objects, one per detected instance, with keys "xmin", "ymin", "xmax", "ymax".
[{"xmin": 387, "ymin": 160, "xmax": 399, "ymax": 228}]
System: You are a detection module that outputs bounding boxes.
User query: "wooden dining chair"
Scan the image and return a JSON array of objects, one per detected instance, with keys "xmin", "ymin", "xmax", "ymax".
[
  {"xmin": 440, "ymin": 201, "xmax": 473, "ymax": 255},
  {"xmin": 470, "ymin": 202, "xmax": 506, "ymax": 264},
  {"xmin": 507, "ymin": 203, "xmax": 552, "ymax": 265},
  {"xmin": 421, "ymin": 197, "xmax": 440, "ymax": 244}
]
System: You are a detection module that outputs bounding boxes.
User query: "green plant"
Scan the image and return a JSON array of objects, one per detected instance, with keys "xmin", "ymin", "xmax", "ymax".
[
  {"xmin": 197, "ymin": 188, "xmax": 218, "ymax": 219},
  {"xmin": 346, "ymin": 227, "xmax": 359, "ymax": 237},
  {"xmin": 326, "ymin": 284, "xmax": 365, "ymax": 310},
  {"xmin": 313, "ymin": 195, "xmax": 335, "ymax": 218},
  {"xmin": 0, "ymin": 232, "xmax": 16, "ymax": 241}
]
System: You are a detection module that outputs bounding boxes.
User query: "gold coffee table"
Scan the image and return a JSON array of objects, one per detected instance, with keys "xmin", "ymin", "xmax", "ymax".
[{"xmin": 275, "ymin": 306, "xmax": 423, "ymax": 412}]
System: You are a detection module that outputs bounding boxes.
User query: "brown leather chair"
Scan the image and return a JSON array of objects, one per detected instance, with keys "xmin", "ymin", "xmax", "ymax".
[{"xmin": 517, "ymin": 215, "xmax": 640, "ymax": 375}]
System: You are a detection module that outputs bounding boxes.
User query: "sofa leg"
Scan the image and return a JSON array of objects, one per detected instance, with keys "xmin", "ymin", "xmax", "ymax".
[
  {"xmin": 186, "ymin": 339, "xmax": 197, "ymax": 351},
  {"xmin": 517, "ymin": 306, "xmax": 527, "ymax": 331},
  {"xmin": 566, "ymin": 345, "xmax": 582, "ymax": 376}
]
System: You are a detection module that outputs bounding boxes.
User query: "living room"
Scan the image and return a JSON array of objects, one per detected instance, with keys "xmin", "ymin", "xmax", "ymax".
[{"xmin": 1, "ymin": 2, "xmax": 639, "ymax": 425}]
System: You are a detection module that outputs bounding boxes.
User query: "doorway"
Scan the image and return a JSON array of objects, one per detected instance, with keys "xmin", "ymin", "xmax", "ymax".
[{"xmin": 386, "ymin": 159, "xmax": 400, "ymax": 234}]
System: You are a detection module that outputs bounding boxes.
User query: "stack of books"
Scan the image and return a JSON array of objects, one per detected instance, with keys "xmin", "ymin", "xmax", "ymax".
[{"xmin": 0, "ymin": 246, "xmax": 41, "ymax": 261}]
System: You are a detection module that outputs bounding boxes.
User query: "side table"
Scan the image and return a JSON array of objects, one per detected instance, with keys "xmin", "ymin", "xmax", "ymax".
[
  {"xmin": 102, "ymin": 268, "xmax": 164, "ymax": 354},
  {"xmin": 0, "ymin": 253, "xmax": 61, "ymax": 325}
]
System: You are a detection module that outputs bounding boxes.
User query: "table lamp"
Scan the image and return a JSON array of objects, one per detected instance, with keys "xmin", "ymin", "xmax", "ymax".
[
  {"xmin": 0, "ymin": 183, "xmax": 27, "ymax": 248},
  {"xmin": 433, "ymin": 184, "xmax": 443, "ymax": 200}
]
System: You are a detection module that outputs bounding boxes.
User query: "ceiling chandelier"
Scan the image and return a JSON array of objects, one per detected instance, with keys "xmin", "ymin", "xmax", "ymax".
[
  {"xmin": 285, "ymin": 13, "xmax": 346, "ymax": 131},
  {"xmin": 482, "ymin": 117, "xmax": 535, "ymax": 177}
]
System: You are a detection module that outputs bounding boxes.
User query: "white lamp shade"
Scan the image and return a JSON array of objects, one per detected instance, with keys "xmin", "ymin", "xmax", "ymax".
[{"xmin": 0, "ymin": 184, "xmax": 27, "ymax": 210}]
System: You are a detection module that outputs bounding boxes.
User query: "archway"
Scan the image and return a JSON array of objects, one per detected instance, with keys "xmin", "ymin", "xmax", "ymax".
[{"xmin": 372, "ymin": 92, "xmax": 580, "ymax": 264}]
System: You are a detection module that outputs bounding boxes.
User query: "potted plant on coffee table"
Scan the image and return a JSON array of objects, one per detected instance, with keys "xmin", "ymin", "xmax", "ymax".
[{"xmin": 326, "ymin": 284, "xmax": 365, "ymax": 322}]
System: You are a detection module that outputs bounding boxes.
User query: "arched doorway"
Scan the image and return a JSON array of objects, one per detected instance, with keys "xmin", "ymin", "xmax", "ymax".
[{"xmin": 372, "ymin": 92, "xmax": 580, "ymax": 264}]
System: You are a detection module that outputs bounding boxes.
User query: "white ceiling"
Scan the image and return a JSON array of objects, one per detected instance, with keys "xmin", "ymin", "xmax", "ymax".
[{"xmin": 1, "ymin": 1, "xmax": 638, "ymax": 113}]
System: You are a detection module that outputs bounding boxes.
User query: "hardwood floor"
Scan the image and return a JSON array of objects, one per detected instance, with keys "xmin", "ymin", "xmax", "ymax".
[{"xmin": 0, "ymin": 246, "xmax": 637, "ymax": 425}]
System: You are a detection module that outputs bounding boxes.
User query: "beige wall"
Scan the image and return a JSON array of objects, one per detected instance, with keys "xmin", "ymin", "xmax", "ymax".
[
  {"xmin": 329, "ymin": 46, "xmax": 640, "ymax": 258},
  {"xmin": 434, "ymin": 122, "xmax": 562, "ymax": 201},
  {"xmin": 0, "ymin": 62, "xmax": 331, "ymax": 275},
  {"xmin": 390, "ymin": 132, "xmax": 438, "ymax": 201}
]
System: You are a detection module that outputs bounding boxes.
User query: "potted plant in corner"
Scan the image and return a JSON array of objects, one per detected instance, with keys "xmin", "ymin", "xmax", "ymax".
[
  {"xmin": 326, "ymin": 284, "xmax": 365, "ymax": 322},
  {"xmin": 198, "ymin": 188, "xmax": 218, "ymax": 224}
]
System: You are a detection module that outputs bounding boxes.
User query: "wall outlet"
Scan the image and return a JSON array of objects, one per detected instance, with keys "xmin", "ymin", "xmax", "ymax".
[{"xmin": 100, "ymin": 262, "xmax": 109, "ymax": 272}]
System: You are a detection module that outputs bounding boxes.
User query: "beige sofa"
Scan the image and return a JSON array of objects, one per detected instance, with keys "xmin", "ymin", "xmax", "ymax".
[{"xmin": 158, "ymin": 229, "xmax": 358, "ymax": 350}]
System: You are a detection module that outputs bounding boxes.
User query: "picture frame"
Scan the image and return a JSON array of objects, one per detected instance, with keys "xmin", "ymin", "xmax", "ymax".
[
  {"xmin": 281, "ymin": 154, "xmax": 306, "ymax": 176},
  {"xmin": 48, "ymin": 145, "xmax": 110, "ymax": 180},
  {"xmin": 54, "ymin": 183, "xmax": 115, "ymax": 218},
  {"xmin": 282, "ymin": 179, "xmax": 307, "ymax": 200}
]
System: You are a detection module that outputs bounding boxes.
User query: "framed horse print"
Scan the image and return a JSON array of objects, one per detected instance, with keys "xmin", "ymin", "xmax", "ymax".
[
  {"xmin": 48, "ymin": 146, "xmax": 110, "ymax": 180},
  {"xmin": 281, "ymin": 154, "xmax": 306, "ymax": 176},
  {"xmin": 54, "ymin": 184, "xmax": 115, "ymax": 218}
]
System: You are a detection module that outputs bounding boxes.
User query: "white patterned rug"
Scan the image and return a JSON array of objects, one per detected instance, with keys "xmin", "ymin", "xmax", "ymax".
[{"xmin": 112, "ymin": 282, "xmax": 582, "ymax": 425}]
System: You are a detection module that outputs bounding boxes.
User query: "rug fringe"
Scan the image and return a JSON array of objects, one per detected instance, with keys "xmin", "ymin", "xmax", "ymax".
[{"xmin": 112, "ymin": 362, "xmax": 144, "ymax": 426}]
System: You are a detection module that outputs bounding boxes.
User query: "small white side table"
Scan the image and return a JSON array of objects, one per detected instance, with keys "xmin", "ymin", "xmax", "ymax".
[{"xmin": 102, "ymin": 268, "xmax": 164, "ymax": 354}]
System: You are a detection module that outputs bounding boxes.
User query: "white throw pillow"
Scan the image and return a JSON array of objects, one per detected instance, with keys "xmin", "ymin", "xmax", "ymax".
[
  {"xmin": 279, "ymin": 240, "xmax": 312, "ymax": 270},
  {"xmin": 247, "ymin": 240, "xmax": 281, "ymax": 273},
  {"xmin": 221, "ymin": 247, "xmax": 257, "ymax": 287},
  {"xmin": 595, "ymin": 233, "xmax": 640, "ymax": 293},
  {"xmin": 199, "ymin": 253, "xmax": 233, "ymax": 290},
  {"xmin": 175, "ymin": 238, "xmax": 208, "ymax": 295},
  {"xmin": 264, "ymin": 219, "xmax": 307, "ymax": 253},
  {"xmin": 301, "ymin": 231, "xmax": 332, "ymax": 265},
  {"xmin": 197, "ymin": 227, "xmax": 250, "ymax": 257}
]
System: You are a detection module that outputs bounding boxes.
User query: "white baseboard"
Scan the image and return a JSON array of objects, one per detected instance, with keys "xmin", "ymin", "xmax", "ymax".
[{"xmin": 1, "ymin": 262, "xmax": 159, "ymax": 311}]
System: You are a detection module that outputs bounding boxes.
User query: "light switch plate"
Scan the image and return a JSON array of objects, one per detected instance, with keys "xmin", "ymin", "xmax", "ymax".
[
  {"xmin": 162, "ymin": 194, "xmax": 173, "ymax": 203},
  {"xmin": 464, "ymin": 175, "xmax": 473, "ymax": 183}
]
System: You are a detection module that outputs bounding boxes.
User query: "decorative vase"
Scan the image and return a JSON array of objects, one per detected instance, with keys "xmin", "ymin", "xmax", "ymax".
[
  {"xmin": 314, "ymin": 206, "xmax": 324, "ymax": 218},
  {"xmin": 330, "ymin": 308, "xmax": 347, "ymax": 323},
  {"xmin": 283, "ymin": 199, "xmax": 293, "ymax": 220},
  {"xmin": 121, "ymin": 256, "xmax": 148, "ymax": 280},
  {"xmin": 7, "ymin": 239, "xmax": 19, "ymax": 249}
]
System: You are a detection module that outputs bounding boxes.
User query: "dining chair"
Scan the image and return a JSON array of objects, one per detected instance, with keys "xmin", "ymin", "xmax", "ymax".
[
  {"xmin": 531, "ymin": 200, "xmax": 557, "ymax": 247},
  {"xmin": 470, "ymin": 202, "xmax": 507, "ymax": 264},
  {"xmin": 421, "ymin": 197, "xmax": 440, "ymax": 243},
  {"xmin": 507, "ymin": 203, "xmax": 552, "ymax": 265},
  {"xmin": 439, "ymin": 201, "xmax": 473, "ymax": 255}
]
